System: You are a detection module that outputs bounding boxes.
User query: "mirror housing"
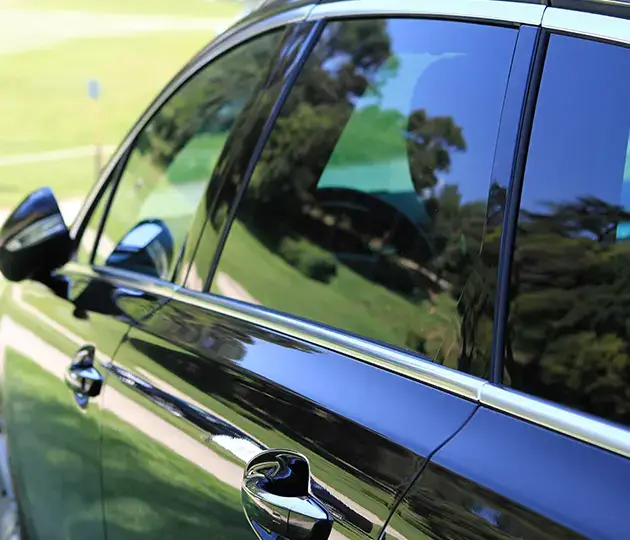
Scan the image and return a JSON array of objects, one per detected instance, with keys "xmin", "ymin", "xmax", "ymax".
[{"xmin": 0, "ymin": 187, "xmax": 73, "ymax": 282}]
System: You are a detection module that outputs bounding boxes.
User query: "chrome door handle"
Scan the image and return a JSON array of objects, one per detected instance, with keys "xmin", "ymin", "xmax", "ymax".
[
  {"xmin": 65, "ymin": 346, "xmax": 103, "ymax": 409},
  {"xmin": 242, "ymin": 450, "xmax": 332, "ymax": 540}
]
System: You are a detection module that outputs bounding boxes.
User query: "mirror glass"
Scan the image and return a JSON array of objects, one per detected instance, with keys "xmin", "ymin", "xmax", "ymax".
[{"xmin": 105, "ymin": 219, "xmax": 173, "ymax": 279}]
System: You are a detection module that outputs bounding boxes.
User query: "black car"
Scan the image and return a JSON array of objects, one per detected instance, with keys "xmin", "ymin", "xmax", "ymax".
[{"xmin": 0, "ymin": 0, "xmax": 629, "ymax": 538}]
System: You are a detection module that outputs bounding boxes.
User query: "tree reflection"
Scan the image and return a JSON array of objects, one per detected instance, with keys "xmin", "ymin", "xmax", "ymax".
[
  {"xmin": 137, "ymin": 31, "xmax": 283, "ymax": 170},
  {"xmin": 508, "ymin": 197, "xmax": 630, "ymax": 425},
  {"xmin": 214, "ymin": 18, "xmax": 504, "ymax": 375}
]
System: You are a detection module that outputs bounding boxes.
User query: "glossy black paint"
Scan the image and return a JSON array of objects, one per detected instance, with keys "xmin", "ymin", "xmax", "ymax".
[
  {"xmin": 1, "ymin": 4, "xmax": 629, "ymax": 540},
  {"xmin": 0, "ymin": 266, "xmax": 168, "ymax": 539},
  {"xmin": 385, "ymin": 406, "xmax": 630, "ymax": 539},
  {"xmin": 0, "ymin": 187, "xmax": 72, "ymax": 282},
  {"xmin": 102, "ymin": 293, "xmax": 476, "ymax": 538}
]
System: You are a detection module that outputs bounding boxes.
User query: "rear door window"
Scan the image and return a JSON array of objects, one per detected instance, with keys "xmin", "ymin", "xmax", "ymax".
[{"xmin": 508, "ymin": 33, "xmax": 630, "ymax": 427}]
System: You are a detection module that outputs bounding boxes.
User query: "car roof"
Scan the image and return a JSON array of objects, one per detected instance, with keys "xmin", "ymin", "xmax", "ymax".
[{"xmin": 254, "ymin": 0, "xmax": 630, "ymax": 20}]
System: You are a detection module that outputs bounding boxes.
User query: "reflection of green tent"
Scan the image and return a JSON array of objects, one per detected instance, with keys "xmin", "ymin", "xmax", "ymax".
[
  {"xmin": 373, "ymin": 189, "xmax": 429, "ymax": 227},
  {"xmin": 617, "ymin": 221, "xmax": 630, "ymax": 239},
  {"xmin": 618, "ymin": 137, "xmax": 630, "ymax": 239}
]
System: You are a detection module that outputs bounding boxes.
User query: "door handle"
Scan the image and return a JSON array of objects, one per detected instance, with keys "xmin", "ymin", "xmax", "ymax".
[
  {"xmin": 65, "ymin": 346, "xmax": 103, "ymax": 409},
  {"xmin": 242, "ymin": 450, "xmax": 332, "ymax": 540}
]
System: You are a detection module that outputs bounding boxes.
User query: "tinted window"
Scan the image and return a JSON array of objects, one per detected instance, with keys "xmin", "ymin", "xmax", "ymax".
[
  {"xmin": 508, "ymin": 35, "xmax": 630, "ymax": 427},
  {"xmin": 212, "ymin": 19, "xmax": 516, "ymax": 374},
  {"xmin": 93, "ymin": 31, "xmax": 282, "ymax": 279},
  {"xmin": 76, "ymin": 181, "xmax": 113, "ymax": 264}
]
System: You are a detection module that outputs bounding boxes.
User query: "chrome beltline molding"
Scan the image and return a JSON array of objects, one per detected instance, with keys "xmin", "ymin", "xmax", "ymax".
[
  {"xmin": 62, "ymin": 257, "xmax": 630, "ymax": 458},
  {"xmin": 176, "ymin": 288, "xmax": 485, "ymax": 401},
  {"xmin": 172, "ymin": 288, "xmax": 630, "ymax": 459},
  {"xmin": 543, "ymin": 6, "xmax": 630, "ymax": 46},
  {"xmin": 479, "ymin": 385, "xmax": 630, "ymax": 459},
  {"xmin": 309, "ymin": 0, "xmax": 546, "ymax": 25},
  {"xmin": 173, "ymin": 289, "xmax": 630, "ymax": 457}
]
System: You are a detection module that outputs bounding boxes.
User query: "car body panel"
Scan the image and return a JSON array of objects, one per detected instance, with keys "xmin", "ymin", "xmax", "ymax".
[
  {"xmin": 101, "ymin": 291, "xmax": 477, "ymax": 539},
  {"xmin": 0, "ymin": 265, "xmax": 165, "ymax": 540},
  {"xmin": 384, "ymin": 406, "xmax": 630, "ymax": 539}
]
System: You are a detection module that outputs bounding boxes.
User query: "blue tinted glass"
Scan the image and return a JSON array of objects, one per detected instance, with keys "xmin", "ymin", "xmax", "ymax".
[
  {"xmin": 213, "ymin": 19, "xmax": 517, "ymax": 376},
  {"xmin": 509, "ymin": 34, "xmax": 630, "ymax": 427}
]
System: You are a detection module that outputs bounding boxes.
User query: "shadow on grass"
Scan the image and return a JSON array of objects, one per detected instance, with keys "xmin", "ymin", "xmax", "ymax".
[{"xmin": 4, "ymin": 352, "xmax": 253, "ymax": 540}]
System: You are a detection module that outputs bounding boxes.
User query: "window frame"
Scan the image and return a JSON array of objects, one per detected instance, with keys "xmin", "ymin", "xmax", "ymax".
[{"xmin": 203, "ymin": 14, "xmax": 526, "ymax": 382}]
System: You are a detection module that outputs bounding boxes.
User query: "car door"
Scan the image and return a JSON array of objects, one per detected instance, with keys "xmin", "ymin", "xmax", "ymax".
[
  {"xmin": 103, "ymin": 4, "xmax": 530, "ymax": 539},
  {"xmin": 89, "ymin": 13, "xmax": 322, "ymax": 540},
  {"xmin": 0, "ymin": 15, "xmax": 295, "ymax": 540},
  {"xmin": 382, "ymin": 7, "xmax": 630, "ymax": 540}
]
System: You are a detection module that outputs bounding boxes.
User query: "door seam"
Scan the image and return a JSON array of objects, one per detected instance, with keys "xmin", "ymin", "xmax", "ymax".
[{"xmin": 377, "ymin": 404, "xmax": 480, "ymax": 540}]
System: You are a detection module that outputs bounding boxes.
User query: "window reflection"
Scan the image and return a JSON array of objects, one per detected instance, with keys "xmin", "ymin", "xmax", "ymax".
[
  {"xmin": 213, "ymin": 19, "xmax": 517, "ymax": 375},
  {"xmin": 93, "ymin": 31, "xmax": 283, "ymax": 279},
  {"xmin": 508, "ymin": 35, "xmax": 630, "ymax": 427}
]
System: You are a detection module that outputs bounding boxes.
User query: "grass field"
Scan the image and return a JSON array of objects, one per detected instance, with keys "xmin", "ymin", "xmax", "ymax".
[
  {"xmin": 12, "ymin": 0, "xmax": 241, "ymax": 17},
  {"xmin": 0, "ymin": 0, "xmax": 241, "ymax": 208}
]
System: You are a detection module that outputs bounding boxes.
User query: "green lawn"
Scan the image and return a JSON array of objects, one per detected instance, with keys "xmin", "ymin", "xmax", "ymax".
[
  {"xmin": 0, "ymin": 0, "xmax": 238, "ymax": 208},
  {"xmin": 0, "ymin": 32, "xmax": 218, "ymax": 156},
  {"xmin": 0, "ymin": 155, "xmax": 96, "ymax": 206},
  {"xmin": 13, "ymin": 0, "xmax": 241, "ymax": 17}
]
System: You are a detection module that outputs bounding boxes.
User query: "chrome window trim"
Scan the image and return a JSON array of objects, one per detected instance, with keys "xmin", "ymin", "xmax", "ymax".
[
  {"xmin": 308, "ymin": 0, "xmax": 546, "ymax": 26},
  {"xmin": 174, "ymin": 288, "xmax": 485, "ymax": 400},
  {"xmin": 68, "ymin": 3, "xmax": 314, "ymax": 240},
  {"xmin": 63, "ymin": 261, "xmax": 178, "ymax": 299},
  {"xmin": 181, "ymin": 290, "xmax": 630, "ymax": 458},
  {"xmin": 480, "ymin": 385, "xmax": 630, "ymax": 459},
  {"xmin": 543, "ymin": 7, "xmax": 630, "ymax": 46}
]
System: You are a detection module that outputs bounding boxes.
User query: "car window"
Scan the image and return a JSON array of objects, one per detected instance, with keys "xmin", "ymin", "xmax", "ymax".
[
  {"xmin": 76, "ymin": 181, "xmax": 114, "ymax": 264},
  {"xmin": 92, "ymin": 30, "xmax": 283, "ymax": 280},
  {"xmin": 508, "ymin": 34, "xmax": 630, "ymax": 427},
  {"xmin": 210, "ymin": 18, "xmax": 517, "ymax": 375}
]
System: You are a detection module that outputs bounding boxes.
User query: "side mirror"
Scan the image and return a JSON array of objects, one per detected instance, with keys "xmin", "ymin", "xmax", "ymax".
[
  {"xmin": 105, "ymin": 219, "xmax": 174, "ymax": 280},
  {"xmin": 0, "ymin": 187, "xmax": 72, "ymax": 282}
]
